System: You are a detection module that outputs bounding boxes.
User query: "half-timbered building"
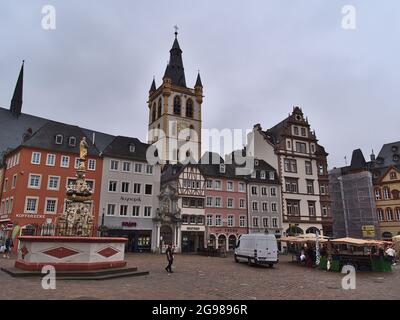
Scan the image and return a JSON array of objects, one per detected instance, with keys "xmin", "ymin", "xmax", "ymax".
[{"xmin": 159, "ymin": 163, "xmax": 206, "ymax": 252}]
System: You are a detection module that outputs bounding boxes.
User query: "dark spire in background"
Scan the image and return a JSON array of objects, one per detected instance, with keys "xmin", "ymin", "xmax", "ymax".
[
  {"xmin": 10, "ymin": 60, "xmax": 24, "ymax": 117},
  {"xmin": 163, "ymin": 27, "xmax": 186, "ymax": 87},
  {"xmin": 195, "ymin": 72, "xmax": 203, "ymax": 88},
  {"xmin": 350, "ymin": 148, "xmax": 367, "ymax": 170},
  {"xmin": 150, "ymin": 77, "xmax": 156, "ymax": 92}
]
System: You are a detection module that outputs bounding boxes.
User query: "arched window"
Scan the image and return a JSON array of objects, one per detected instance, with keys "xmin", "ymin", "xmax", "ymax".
[
  {"xmin": 377, "ymin": 209, "xmax": 384, "ymax": 221},
  {"xmin": 186, "ymin": 99, "xmax": 193, "ymax": 118},
  {"xmin": 383, "ymin": 187, "xmax": 391, "ymax": 199},
  {"xmin": 173, "ymin": 96, "xmax": 181, "ymax": 115},
  {"xmin": 396, "ymin": 208, "xmax": 400, "ymax": 221},
  {"xmin": 392, "ymin": 189, "xmax": 399, "ymax": 200},
  {"xmin": 152, "ymin": 103, "xmax": 156, "ymax": 122},
  {"xmin": 375, "ymin": 188, "xmax": 381, "ymax": 200},
  {"xmin": 157, "ymin": 99, "xmax": 162, "ymax": 118},
  {"xmin": 386, "ymin": 208, "xmax": 393, "ymax": 221}
]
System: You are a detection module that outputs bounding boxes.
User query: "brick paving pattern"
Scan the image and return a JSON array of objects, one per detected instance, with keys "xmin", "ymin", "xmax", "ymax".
[{"xmin": 0, "ymin": 253, "xmax": 399, "ymax": 300}]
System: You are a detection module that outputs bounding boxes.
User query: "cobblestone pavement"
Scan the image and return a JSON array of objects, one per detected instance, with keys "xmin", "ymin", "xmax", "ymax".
[{"xmin": 0, "ymin": 253, "xmax": 399, "ymax": 300}]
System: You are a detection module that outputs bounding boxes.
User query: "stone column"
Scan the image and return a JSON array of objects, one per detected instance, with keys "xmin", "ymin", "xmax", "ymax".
[
  {"xmin": 156, "ymin": 224, "xmax": 161, "ymax": 253},
  {"xmin": 177, "ymin": 225, "xmax": 182, "ymax": 252}
]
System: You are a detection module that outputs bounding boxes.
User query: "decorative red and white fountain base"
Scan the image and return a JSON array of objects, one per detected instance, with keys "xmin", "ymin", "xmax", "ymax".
[{"xmin": 15, "ymin": 236, "xmax": 128, "ymax": 271}]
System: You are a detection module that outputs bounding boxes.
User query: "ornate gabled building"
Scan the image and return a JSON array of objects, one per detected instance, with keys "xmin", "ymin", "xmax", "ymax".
[
  {"xmin": 369, "ymin": 141, "xmax": 400, "ymax": 239},
  {"xmin": 147, "ymin": 31, "xmax": 203, "ymax": 164},
  {"xmin": 248, "ymin": 106, "xmax": 332, "ymax": 237},
  {"xmin": 159, "ymin": 163, "xmax": 206, "ymax": 252}
]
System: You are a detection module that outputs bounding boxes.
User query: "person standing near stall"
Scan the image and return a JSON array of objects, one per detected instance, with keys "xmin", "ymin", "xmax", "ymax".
[
  {"xmin": 385, "ymin": 245, "xmax": 396, "ymax": 266},
  {"xmin": 165, "ymin": 244, "xmax": 174, "ymax": 273}
]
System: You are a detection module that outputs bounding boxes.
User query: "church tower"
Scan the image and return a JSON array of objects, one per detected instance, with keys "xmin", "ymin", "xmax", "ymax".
[{"xmin": 148, "ymin": 29, "xmax": 203, "ymax": 164}]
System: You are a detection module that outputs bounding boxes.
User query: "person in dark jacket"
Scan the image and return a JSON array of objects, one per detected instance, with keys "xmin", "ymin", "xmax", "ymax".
[
  {"xmin": 3, "ymin": 237, "xmax": 12, "ymax": 259},
  {"xmin": 165, "ymin": 244, "xmax": 174, "ymax": 273}
]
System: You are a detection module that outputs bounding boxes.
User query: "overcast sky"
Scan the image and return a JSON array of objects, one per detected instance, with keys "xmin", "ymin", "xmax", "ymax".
[{"xmin": 1, "ymin": 0, "xmax": 399, "ymax": 168}]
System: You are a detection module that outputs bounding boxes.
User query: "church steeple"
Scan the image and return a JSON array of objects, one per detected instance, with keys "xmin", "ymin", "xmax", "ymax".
[
  {"xmin": 149, "ymin": 77, "xmax": 156, "ymax": 93},
  {"xmin": 10, "ymin": 60, "xmax": 24, "ymax": 117},
  {"xmin": 163, "ymin": 28, "xmax": 186, "ymax": 87},
  {"xmin": 195, "ymin": 72, "xmax": 203, "ymax": 88}
]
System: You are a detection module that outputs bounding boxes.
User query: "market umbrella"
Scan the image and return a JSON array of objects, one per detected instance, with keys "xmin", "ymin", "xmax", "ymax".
[{"xmin": 330, "ymin": 237, "xmax": 371, "ymax": 246}]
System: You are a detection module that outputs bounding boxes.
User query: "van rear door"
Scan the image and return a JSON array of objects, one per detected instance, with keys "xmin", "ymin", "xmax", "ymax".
[{"xmin": 256, "ymin": 238, "xmax": 268, "ymax": 259}]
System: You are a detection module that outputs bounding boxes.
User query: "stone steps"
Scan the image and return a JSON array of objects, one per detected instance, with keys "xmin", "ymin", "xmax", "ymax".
[{"xmin": 1, "ymin": 266, "xmax": 149, "ymax": 280}]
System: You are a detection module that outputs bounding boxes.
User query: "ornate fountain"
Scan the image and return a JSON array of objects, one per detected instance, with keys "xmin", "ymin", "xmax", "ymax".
[
  {"xmin": 12, "ymin": 138, "xmax": 130, "ymax": 272},
  {"xmin": 57, "ymin": 138, "xmax": 94, "ymax": 237}
]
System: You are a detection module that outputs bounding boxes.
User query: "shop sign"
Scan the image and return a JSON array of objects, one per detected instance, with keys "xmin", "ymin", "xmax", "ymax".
[
  {"xmin": 362, "ymin": 225, "xmax": 375, "ymax": 238},
  {"xmin": 16, "ymin": 214, "xmax": 46, "ymax": 219},
  {"xmin": 213, "ymin": 228, "xmax": 239, "ymax": 234},
  {"xmin": 0, "ymin": 214, "xmax": 9, "ymax": 220},
  {"xmin": 122, "ymin": 221, "xmax": 137, "ymax": 228},
  {"xmin": 120, "ymin": 196, "xmax": 141, "ymax": 203},
  {"xmin": 181, "ymin": 225, "xmax": 205, "ymax": 232}
]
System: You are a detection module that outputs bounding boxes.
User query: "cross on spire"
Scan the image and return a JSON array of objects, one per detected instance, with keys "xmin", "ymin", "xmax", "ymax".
[{"xmin": 174, "ymin": 25, "xmax": 179, "ymax": 38}]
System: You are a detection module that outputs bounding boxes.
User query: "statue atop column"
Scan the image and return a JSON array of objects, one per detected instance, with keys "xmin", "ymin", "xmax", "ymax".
[
  {"xmin": 79, "ymin": 136, "xmax": 89, "ymax": 169},
  {"xmin": 57, "ymin": 137, "xmax": 94, "ymax": 237}
]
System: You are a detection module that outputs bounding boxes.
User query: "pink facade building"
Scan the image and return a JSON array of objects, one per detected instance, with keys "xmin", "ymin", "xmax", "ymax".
[{"xmin": 200, "ymin": 160, "xmax": 248, "ymax": 251}]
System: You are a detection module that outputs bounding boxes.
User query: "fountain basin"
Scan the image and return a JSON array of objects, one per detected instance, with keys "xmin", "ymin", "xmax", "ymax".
[{"xmin": 15, "ymin": 236, "xmax": 128, "ymax": 271}]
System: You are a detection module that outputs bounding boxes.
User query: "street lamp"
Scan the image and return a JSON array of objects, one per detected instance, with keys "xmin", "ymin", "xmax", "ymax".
[{"xmin": 100, "ymin": 208, "xmax": 105, "ymax": 237}]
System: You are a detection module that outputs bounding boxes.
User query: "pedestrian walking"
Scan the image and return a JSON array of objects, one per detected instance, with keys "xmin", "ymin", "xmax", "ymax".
[
  {"xmin": 385, "ymin": 245, "xmax": 396, "ymax": 266},
  {"xmin": 3, "ymin": 237, "xmax": 12, "ymax": 259},
  {"xmin": 165, "ymin": 244, "xmax": 174, "ymax": 273}
]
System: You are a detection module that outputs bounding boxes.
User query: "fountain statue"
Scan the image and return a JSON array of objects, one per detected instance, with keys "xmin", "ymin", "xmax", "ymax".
[{"xmin": 57, "ymin": 137, "xmax": 94, "ymax": 236}]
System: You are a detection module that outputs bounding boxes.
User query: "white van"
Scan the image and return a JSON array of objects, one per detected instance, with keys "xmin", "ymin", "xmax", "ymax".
[{"xmin": 234, "ymin": 234, "xmax": 279, "ymax": 267}]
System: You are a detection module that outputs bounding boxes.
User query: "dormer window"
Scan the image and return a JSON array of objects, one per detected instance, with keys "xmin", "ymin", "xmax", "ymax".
[
  {"xmin": 391, "ymin": 146, "xmax": 398, "ymax": 153},
  {"xmin": 55, "ymin": 134, "xmax": 63, "ymax": 145},
  {"xmin": 219, "ymin": 164, "xmax": 226, "ymax": 173},
  {"xmin": 260, "ymin": 171, "xmax": 266, "ymax": 179},
  {"xmin": 68, "ymin": 136, "xmax": 76, "ymax": 147},
  {"xmin": 129, "ymin": 144, "xmax": 136, "ymax": 153},
  {"xmin": 269, "ymin": 171, "xmax": 275, "ymax": 180},
  {"xmin": 255, "ymin": 160, "xmax": 259, "ymax": 166},
  {"xmin": 251, "ymin": 171, "xmax": 256, "ymax": 178},
  {"xmin": 393, "ymin": 154, "xmax": 399, "ymax": 162}
]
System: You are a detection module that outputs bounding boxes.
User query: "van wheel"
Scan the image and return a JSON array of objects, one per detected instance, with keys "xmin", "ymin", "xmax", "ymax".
[
  {"xmin": 234, "ymin": 255, "xmax": 239, "ymax": 263},
  {"xmin": 248, "ymin": 258, "xmax": 252, "ymax": 266},
  {"xmin": 268, "ymin": 263, "xmax": 274, "ymax": 268}
]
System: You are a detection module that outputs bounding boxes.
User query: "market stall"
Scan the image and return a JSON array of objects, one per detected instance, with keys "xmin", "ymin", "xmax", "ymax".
[
  {"xmin": 278, "ymin": 234, "xmax": 329, "ymax": 266},
  {"xmin": 328, "ymin": 237, "xmax": 393, "ymax": 272}
]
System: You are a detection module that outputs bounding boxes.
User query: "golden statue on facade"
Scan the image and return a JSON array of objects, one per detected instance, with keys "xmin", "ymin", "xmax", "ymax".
[{"xmin": 80, "ymin": 137, "xmax": 88, "ymax": 161}]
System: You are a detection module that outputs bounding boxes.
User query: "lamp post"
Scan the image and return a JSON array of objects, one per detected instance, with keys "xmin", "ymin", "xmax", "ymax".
[{"xmin": 100, "ymin": 208, "xmax": 105, "ymax": 237}]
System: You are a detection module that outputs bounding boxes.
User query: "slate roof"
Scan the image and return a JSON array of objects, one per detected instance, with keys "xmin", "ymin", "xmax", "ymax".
[
  {"xmin": 161, "ymin": 151, "xmax": 280, "ymax": 185},
  {"xmin": 195, "ymin": 73, "xmax": 203, "ymax": 88},
  {"xmin": 350, "ymin": 149, "xmax": 367, "ymax": 170},
  {"xmin": 245, "ymin": 159, "xmax": 280, "ymax": 184},
  {"xmin": 0, "ymin": 107, "xmax": 48, "ymax": 159},
  {"xmin": 161, "ymin": 163, "xmax": 187, "ymax": 184},
  {"xmin": 19, "ymin": 121, "xmax": 101, "ymax": 156},
  {"xmin": 375, "ymin": 141, "xmax": 400, "ymax": 168},
  {"xmin": 163, "ymin": 36, "xmax": 187, "ymax": 87},
  {"xmin": 101, "ymin": 136, "xmax": 151, "ymax": 162}
]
